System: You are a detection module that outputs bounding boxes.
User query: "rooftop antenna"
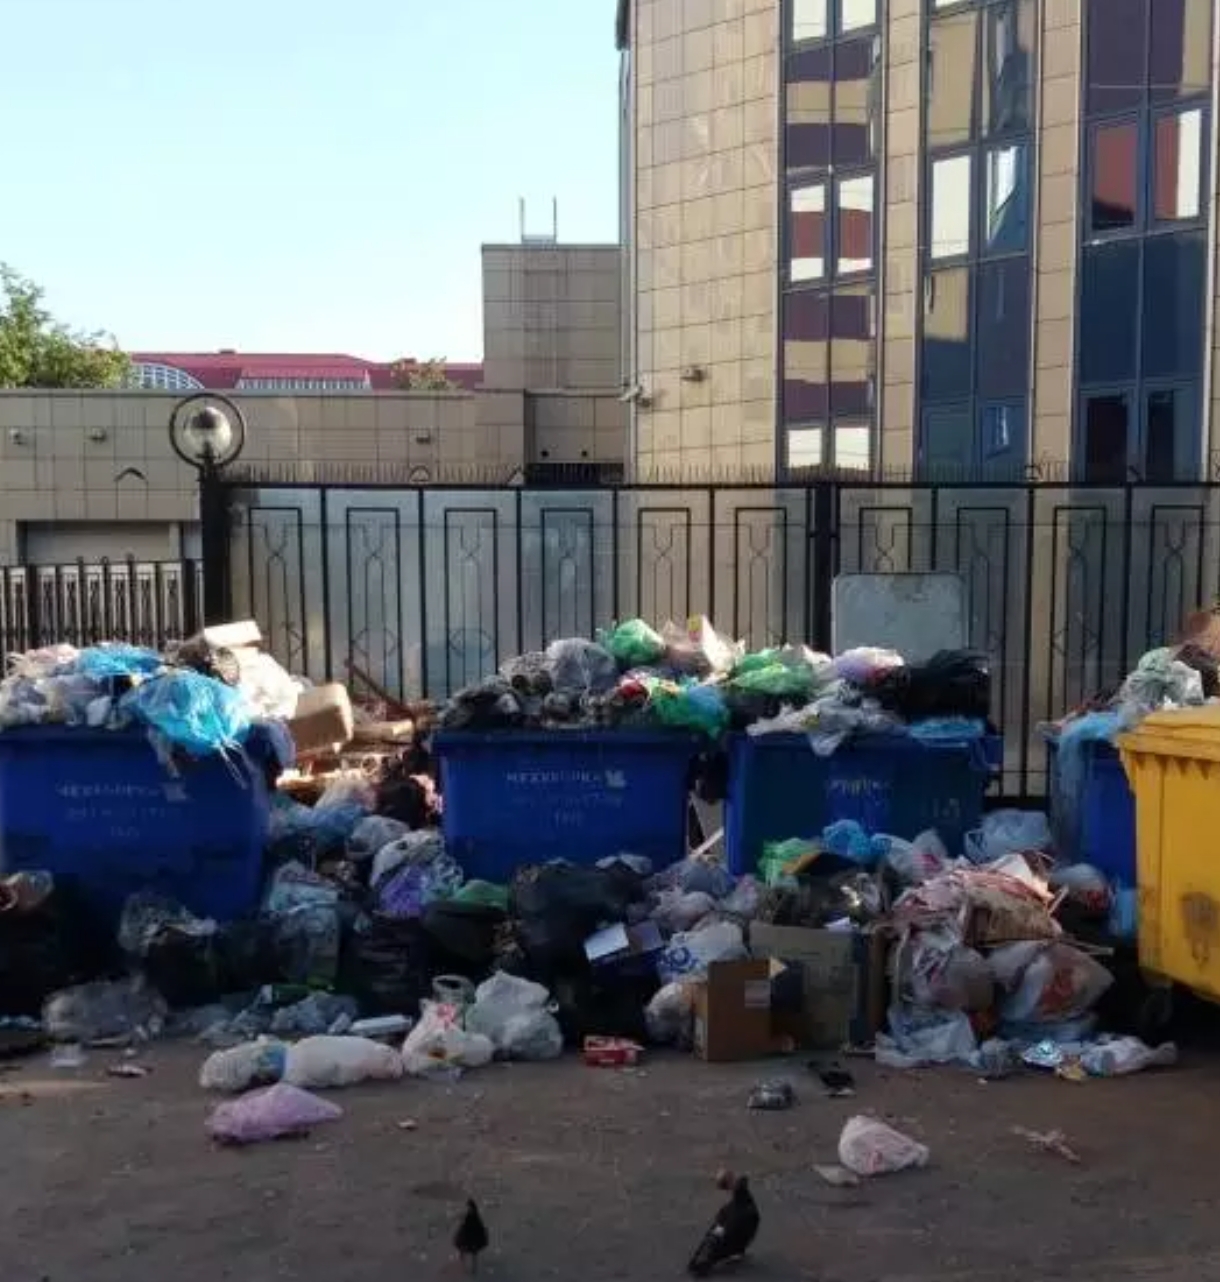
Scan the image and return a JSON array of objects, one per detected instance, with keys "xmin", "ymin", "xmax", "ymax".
[{"xmin": 519, "ymin": 196, "xmax": 559, "ymax": 245}]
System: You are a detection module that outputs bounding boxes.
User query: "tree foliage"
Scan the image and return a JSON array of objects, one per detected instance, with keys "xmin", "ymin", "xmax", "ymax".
[
  {"xmin": 392, "ymin": 357, "xmax": 458, "ymax": 391},
  {"xmin": 0, "ymin": 264, "xmax": 132, "ymax": 389}
]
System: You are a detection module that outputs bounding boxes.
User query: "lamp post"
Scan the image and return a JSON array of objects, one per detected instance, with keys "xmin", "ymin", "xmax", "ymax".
[{"xmin": 168, "ymin": 393, "xmax": 247, "ymax": 628}]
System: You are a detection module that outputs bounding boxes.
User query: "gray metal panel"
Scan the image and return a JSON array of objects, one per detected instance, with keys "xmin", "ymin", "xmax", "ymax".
[{"xmin": 832, "ymin": 572, "xmax": 967, "ymax": 661}]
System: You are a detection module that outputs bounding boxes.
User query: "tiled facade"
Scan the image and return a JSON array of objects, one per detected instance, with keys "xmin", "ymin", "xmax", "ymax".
[{"xmin": 619, "ymin": 0, "xmax": 1220, "ymax": 480}]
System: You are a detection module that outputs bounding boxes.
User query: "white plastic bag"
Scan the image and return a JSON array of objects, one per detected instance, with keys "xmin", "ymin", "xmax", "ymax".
[
  {"xmin": 652, "ymin": 889, "xmax": 717, "ymax": 933},
  {"xmin": 720, "ymin": 875, "xmax": 763, "ymax": 920},
  {"xmin": 1048, "ymin": 864, "xmax": 1113, "ymax": 916},
  {"xmin": 838, "ymin": 1115, "xmax": 929, "ymax": 1176},
  {"xmin": 1000, "ymin": 942, "xmax": 1113, "ymax": 1024},
  {"xmin": 1080, "ymin": 1035, "xmax": 1178, "ymax": 1077},
  {"xmin": 347, "ymin": 815, "xmax": 411, "ymax": 861},
  {"xmin": 199, "ymin": 1038, "xmax": 288, "ymax": 1093},
  {"xmin": 282, "ymin": 1035, "xmax": 405, "ymax": 1089},
  {"xmin": 207, "ymin": 1083, "xmax": 342, "ymax": 1146},
  {"xmin": 884, "ymin": 830, "xmax": 951, "ymax": 885},
  {"xmin": 965, "ymin": 810, "xmax": 1052, "ymax": 863},
  {"xmin": 656, "ymin": 921, "xmax": 746, "ymax": 985},
  {"xmin": 875, "ymin": 1008, "xmax": 977, "ymax": 1067},
  {"xmin": 401, "ymin": 1002, "xmax": 494, "ymax": 1077},
  {"xmin": 465, "ymin": 973, "xmax": 563, "ymax": 1061},
  {"xmin": 645, "ymin": 982, "xmax": 698, "ymax": 1046}
]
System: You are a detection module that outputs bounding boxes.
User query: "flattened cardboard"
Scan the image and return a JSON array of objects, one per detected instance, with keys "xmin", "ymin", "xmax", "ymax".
[
  {"xmin": 749, "ymin": 923, "xmax": 887, "ymax": 1049},
  {"xmin": 693, "ymin": 958, "xmax": 774, "ymax": 1062},
  {"xmin": 288, "ymin": 683, "xmax": 355, "ymax": 756}
]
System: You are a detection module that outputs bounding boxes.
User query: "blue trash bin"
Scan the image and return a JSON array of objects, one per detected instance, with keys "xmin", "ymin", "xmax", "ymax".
[
  {"xmin": 725, "ymin": 731, "xmax": 999, "ymax": 876},
  {"xmin": 434, "ymin": 729, "xmax": 701, "ymax": 882},
  {"xmin": 0, "ymin": 726, "xmax": 270, "ymax": 924},
  {"xmin": 1046, "ymin": 736, "xmax": 1136, "ymax": 885}
]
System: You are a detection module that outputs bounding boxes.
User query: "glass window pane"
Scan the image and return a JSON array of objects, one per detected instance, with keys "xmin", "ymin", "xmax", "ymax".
[
  {"xmin": 1086, "ymin": 0, "xmax": 1148, "ymax": 115},
  {"xmin": 984, "ymin": 142, "xmax": 1029, "ymax": 253},
  {"xmin": 1083, "ymin": 393, "xmax": 1131, "ymax": 484},
  {"xmin": 1153, "ymin": 108, "xmax": 1204, "ymax": 223},
  {"xmin": 1144, "ymin": 386, "xmax": 1198, "ymax": 481},
  {"xmin": 832, "ymin": 34, "xmax": 879, "ymax": 165},
  {"xmin": 1150, "ymin": 0, "xmax": 1212, "ymax": 102},
  {"xmin": 976, "ymin": 259, "xmax": 1030, "ymax": 399},
  {"xmin": 792, "ymin": 0, "xmax": 827, "ymax": 42},
  {"xmin": 1080, "ymin": 241, "xmax": 1140, "ymax": 384},
  {"xmin": 840, "ymin": 0, "xmax": 876, "ymax": 33},
  {"xmin": 836, "ymin": 174, "xmax": 874, "ymax": 275},
  {"xmin": 931, "ymin": 154, "xmax": 972, "ymax": 259},
  {"xmin": 921, "ymin": 405, "xmax": 974, "ymax": 480},
  {"xmin": 832, "ymin": 422, "xmax": 871, "ymax": 472},
  {"xmin": 981, "ymin": 0, "xmax": 1034, "ymax": 137},
  {"xmin": 789, "ymin": 183, "xmax": 827, "ymax": 282},
  {"xmin": 927, "ymin": 10, "xmax": 979, "ymax": 148},
  {"xmin": 786, "ymin": 46, "xmax": 833, "ymax": 170},
  {"xmin": 787, "ymin": 426, "xmax": 825, "ymax": 471},
  {"xmin": 830, "ymin": 286, "xmax": 875, "ymax": 415},
  {"xmin": 783, "ymin": 291, "xmax": 830, "ymax": 421},
  {"xmin": 981, "ymin": 401, "xmax": 1028, "ymax": 476},
  {"xmin": 1090, "ymin": 120, "xmax": 1139, "ymax": 232},
  {"xmin": 922, "ymin": 267, "xmax": 972, "ymax": 401},
  {"xmin": 1143, "ymin": 232, "xmax": 1206, "ymax": 379}
]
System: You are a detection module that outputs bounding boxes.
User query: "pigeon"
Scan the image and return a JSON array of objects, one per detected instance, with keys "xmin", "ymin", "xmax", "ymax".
[
  {"xmin": 453, "ymin": 1198, "xmax": 489, "ymax": 1273},
  {"xmin": 688, "ymin": 1174, "xmax": 760, "ymax": 1276}
]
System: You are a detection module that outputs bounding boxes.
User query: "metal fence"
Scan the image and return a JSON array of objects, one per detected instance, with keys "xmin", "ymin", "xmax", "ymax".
[
  {"xmin": 207, "ymin": 477, "xmax": 1220, "ymax": 803},
  {"xmin": 0, "ymin": 558, "xmax": 201, "ymax": 664}
]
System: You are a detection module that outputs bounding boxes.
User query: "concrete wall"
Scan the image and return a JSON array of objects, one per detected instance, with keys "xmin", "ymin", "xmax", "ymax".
[{"xmin": 482, "ymin": 244, "xmax": 624, "ymax": 391}]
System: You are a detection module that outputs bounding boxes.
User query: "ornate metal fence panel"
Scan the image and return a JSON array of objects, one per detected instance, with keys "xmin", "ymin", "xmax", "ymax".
[
  {"xmin": 219, "ymin": 479, "xmax": 1220, "ymax": 802},
  {"xmin": 0, "ymin": 559, "xmax": 200, "ymax": 666}
]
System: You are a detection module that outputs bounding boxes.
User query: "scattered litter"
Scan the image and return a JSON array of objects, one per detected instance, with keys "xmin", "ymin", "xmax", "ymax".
[
  {"xmin": 49, "ymin": 1043, "xmax": 86, "ymax": 1070},
  {"xmin": 1012, "ymin": 1126, "xmax": 1081, "ymax": 1164},
  {"xmin": 837, "ymin": 1115, "xmax": 929, "ymax": 1177},
  {"xmin": 583, "ymin": 1036, "xmax": 643, "ymax": 1067},
  {"xmin": 106, "ymin": 1063, "xmax": 150, "ymax": 1079},
  {"xmin": 814, "ymin": 1164, "xmax": 861, "ymax": 1188},
  {"xmin": 809, "ymin": 1060, "xmax": 855, "ymax": 1097},
  {"xmin": 208, "ymin": 1083, "xmax": 343, "ymax": 1146},
  {"xmin": 747, "ymin": 1079, "xmax": 797, "ymax": 1111},
  {"xmin": 397, "ymin": 1118, "xmax": 418, "ymax": 1131}
]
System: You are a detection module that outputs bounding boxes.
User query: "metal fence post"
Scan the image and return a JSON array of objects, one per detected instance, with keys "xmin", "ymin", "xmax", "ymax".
[
  {"xmin": 810, "ymin": 481, "xmax": 836, "ymax": 651},
  {"xmin": 199, "ymin": 465, "xmax": 232, "ymax": 626}
]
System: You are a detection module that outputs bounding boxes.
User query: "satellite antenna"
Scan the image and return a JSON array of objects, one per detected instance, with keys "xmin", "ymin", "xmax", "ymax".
[{"xmin": 519, "ymin": 196, "xmax": 559, "ymax": 245}]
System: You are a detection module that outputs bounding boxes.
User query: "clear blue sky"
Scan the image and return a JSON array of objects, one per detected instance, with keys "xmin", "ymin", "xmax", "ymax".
[{"xmin": 0, "ymin": 0, "xmax": 621, "ymax": 362}]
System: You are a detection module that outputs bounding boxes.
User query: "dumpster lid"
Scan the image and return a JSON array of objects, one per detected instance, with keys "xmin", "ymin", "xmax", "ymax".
[{"xmin": 1117, "ymin": 704, "xmax": 1220, "ymax": 760}]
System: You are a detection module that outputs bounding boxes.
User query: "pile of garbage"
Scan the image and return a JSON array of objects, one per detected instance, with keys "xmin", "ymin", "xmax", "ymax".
[
  {"xmin": 875, "ymin": 808, "xmax": 1174, "ymax": 1078},
  {"xmin": 0, "ymin": 626, "xmax": 307, "ymax": 764},
  {"xmin": 439, "ymin": 614, "xmax": 992, "ymax": 751}
]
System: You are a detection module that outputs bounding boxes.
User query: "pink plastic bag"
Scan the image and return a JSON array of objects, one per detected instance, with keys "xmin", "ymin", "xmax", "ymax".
[
  {"xmin": 207, "ymin": 1083, "xmax": 342, "ymax": 1146},
  {"xmin": 838, "ymin": 1115, "xmax": 929, "ymax": 1177}
]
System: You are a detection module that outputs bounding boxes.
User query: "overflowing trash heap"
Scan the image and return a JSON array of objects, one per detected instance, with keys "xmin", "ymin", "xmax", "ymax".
[{"xmin": 0, "ymin": 614, "xmax": 1182, "ymax": 1144}]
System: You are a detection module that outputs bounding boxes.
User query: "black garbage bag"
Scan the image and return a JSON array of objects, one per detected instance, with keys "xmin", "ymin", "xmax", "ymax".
[
  {"xmin": 511, "ymin": 862, "xmax": 645, "ymax": 975},
  {"xmin": 551, "ymin": 970, "xmax": 658, "ymax": 1046},
  {"xmin": 341, "ymin": 914, "xmax": 432, "ymax": 1016},
  {"xmin": 868, "ymin": 648, "xmax": 991, "ymax": 722},
  {"xmin": 0, "ymin": 891, "xmax": 86, "ymax": 1018},
  {"xmin": 420, "ymin": 900, "xmax": 506, "ymax": 978}
]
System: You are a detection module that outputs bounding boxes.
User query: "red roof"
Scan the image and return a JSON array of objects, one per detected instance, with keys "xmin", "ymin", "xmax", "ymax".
[{"xmin": 131, "ymin": 351, "xmax": 483, "ymax": 392}]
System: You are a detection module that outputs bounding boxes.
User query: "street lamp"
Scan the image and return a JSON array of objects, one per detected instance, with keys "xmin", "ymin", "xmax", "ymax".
[{"xmin": 168, "ymin": 393, "xmax": 248, "ymax": 628}]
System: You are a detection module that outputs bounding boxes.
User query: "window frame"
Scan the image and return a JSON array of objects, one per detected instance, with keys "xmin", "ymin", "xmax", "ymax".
[
  {"xmin": 787, "ymin": 0, "xmax": 880, "ymax": 47},
  {"xmin": 784, "ymin": 417, "xmax": 874, "ymax": 475}
]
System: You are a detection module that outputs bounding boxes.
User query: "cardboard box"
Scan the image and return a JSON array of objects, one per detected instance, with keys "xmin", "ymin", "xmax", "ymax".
[
  {"xmin": 693, "ymin": 958, "xmax": 774, "ymax": 1062},
  {"xmin": 748, "ymin": 924, "xmax": 887, "ymax": 1050},
  {"xmin": 288, "ymin": 684, "xmax": 355, "ymax": 757}
]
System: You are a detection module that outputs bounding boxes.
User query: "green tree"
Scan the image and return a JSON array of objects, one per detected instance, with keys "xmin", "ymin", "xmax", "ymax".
[
  {"xmin": 392, "ymin": 357, "xmax": 458, "ymax": 391},
  {"xmin": 0, "ymin": 264, "xmax": 132, "ymax": 389}
]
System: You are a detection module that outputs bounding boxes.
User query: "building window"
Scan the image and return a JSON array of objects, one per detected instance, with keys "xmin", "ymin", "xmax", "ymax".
[
  {"xmin": 132, "ymin": 362, "xmax": 205, "ymax": 392},
  {"xmin": 781, "ymin": 0, "xmax": 879, "ymax": 476},
  {"xmin": 919, "ymin": 0, "xmax": 1034, "ymax": 480},
  {"xmin": 1077, "ymin": 0, "xmax": 1211, "ymax": 480}
]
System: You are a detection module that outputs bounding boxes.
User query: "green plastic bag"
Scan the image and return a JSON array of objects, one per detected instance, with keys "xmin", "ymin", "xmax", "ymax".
[
  {"xmin": 759, "ymin": 838, "xmax": 818, "ymax": 887},
  {"xmin": 728, "ymin": 661, "xmax": 817, "ymax": 699},
  {"xmin": 598, "ymin": 618, "xmax": 666, "ymax": 668},
  {"xmin": 453, "ymin": 880, "xmax": 510, "ymax": 912},
  {"xmin": 643, "ymin": 677, "xmax": 729, "ymax": 737},
  {"xmin": 732, "ymin": 649, "xmax": 779, "ymax": 677}
]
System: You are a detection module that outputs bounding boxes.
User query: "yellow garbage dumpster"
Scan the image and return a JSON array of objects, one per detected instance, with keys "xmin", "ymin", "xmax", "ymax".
[{"xmin": 1119, "ymin": 706, "xmax": 1220, "ymax": 1002}]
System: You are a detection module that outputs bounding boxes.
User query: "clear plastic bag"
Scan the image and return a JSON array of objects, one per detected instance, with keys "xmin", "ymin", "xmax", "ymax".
[
  {"xmin": 657, "ymin": 921, "xmax": 746, "ymax": 985},
  {"xmin": 207, "ymin": 1083, "xmax": 342, "ymax": 1146},
  {"xmin": 838, "ymin": 1115, "xmax": 929, "ymax": 1176},
  {"xmin": 965, "ymin": 810, "xmax": 1053, "ymax": 864},
  {"xmin": 43, "ymin": 976, "xmax": 167, "ymax": 1046},
  {"xmin": 883, "ymin": 830, "xmax": 950, "ymax": 885},
  {"xmin": 720, "ymin": 875, "xmax": 763, "ymax": 920},
  {"xmin": 999, "ymin": 942, "xmax": 1113, "ymax": 1024},
  {"xmin": 543, "ymin": 638, "xmax": 619, "ymax": 696},
  {"xmin": 121, "ymin": 670, "xmax": 251, "ymax": 758},
  {"xmin": 263, "ymin": 862, "xmax": 342, "ymax": 987},
  {"xmin": 464, "ymin": 973, "xmax": 563, "ymax": 1061},
  {"xmin": 346, "ymin": 815, "xmax": 411, "ymax": 862},
  {"xmin": 401, "ymin": 1001, "xmax": 494, "ymax": 1076},
  {"xmin": 645, "ymin": 982, "xmax": 698, "ymax": 1046},
  {"xmin": 282, "ymin": 1034, "xmax": 405, "ymax": 1088},
  {"xmin": 651, "ymin": 889, "xmax": 718, "ymax": 933},
  {"xmin": 199, "ymin": 1038, "xmax": 288, "ymax": 1093}
]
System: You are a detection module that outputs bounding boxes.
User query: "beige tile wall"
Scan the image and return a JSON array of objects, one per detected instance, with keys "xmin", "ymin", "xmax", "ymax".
[
  {"xmin": 632, "ymin": 0, "xmax": 779, "ymax": 479},
  {"xmin": 879, "ymin": 0, "xmax": 921, "ymax": 472},
  {"xmin": 483, "ymin": 244, "xmax": 624, "ymax": 392},
  {"xmin": 1031, "ymin": 0, "xmax": 1081, "ymax": 463}
]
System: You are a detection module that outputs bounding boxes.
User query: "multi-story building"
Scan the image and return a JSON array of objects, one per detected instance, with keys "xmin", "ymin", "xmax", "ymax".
[{"xmin": 617, "ymin": 0, "xmax": 1216, "ymax": 481}]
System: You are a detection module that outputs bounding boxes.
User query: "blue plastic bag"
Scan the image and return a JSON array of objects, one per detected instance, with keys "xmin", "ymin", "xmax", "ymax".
[
  {"xmin": 122, "ymin": 670, "xmax": 251, "ymax": 758},
  {"xmin": 76, "ymin": 644, "xmax": 163, "ymax": 682}
]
